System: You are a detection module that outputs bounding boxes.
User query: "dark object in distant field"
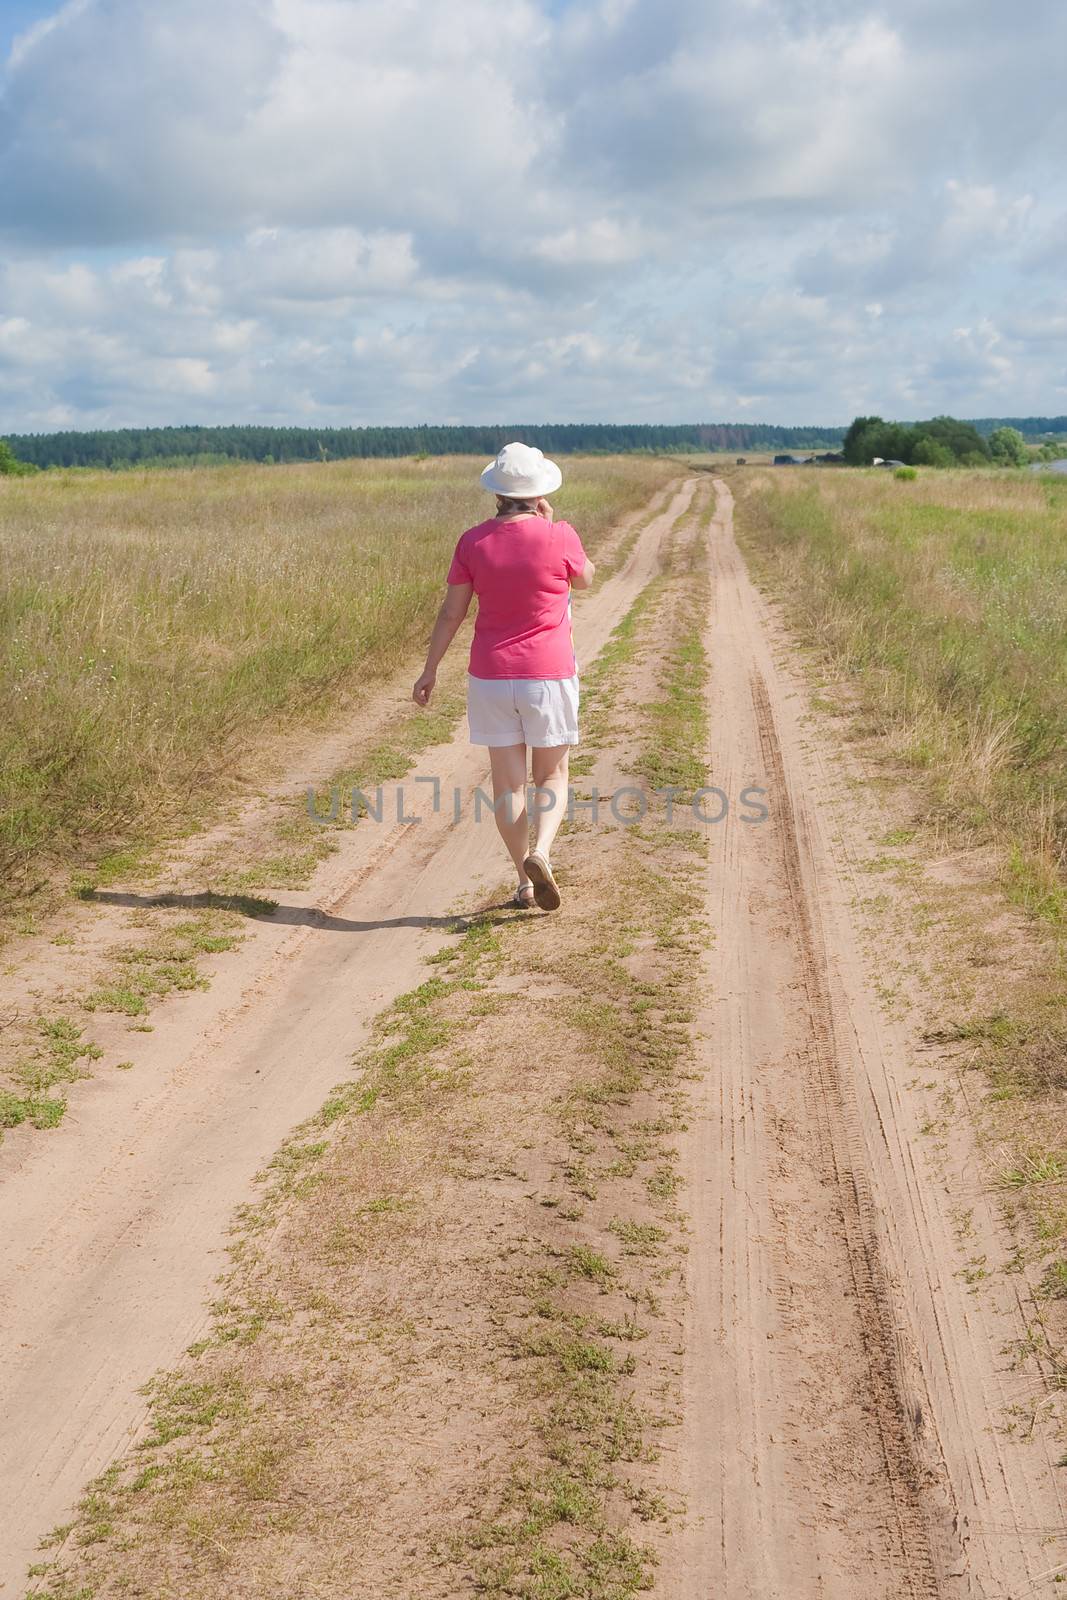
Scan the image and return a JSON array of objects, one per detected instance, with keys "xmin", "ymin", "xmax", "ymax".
[
  {"xmin": 773, "ymin": 450, "xmax": 844, "ymax": 466},
  {"xmin": 736, "ymin": 457, "xmax": 747, "ymax": 465}
]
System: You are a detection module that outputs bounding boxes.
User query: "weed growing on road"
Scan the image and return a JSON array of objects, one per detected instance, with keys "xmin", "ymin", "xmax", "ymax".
[
  {"xmin": 83, "ymin": 914, "xmax": 243, "ymax": 1016},
  {"xmin": 0, "ymin": 1017, "xmax": 102, "ymax": 1131}
]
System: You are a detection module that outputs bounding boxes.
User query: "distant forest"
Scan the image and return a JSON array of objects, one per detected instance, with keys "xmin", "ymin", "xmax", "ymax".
[
  {"xmin": 3, "ymin": 421, "xmax": 844, "ymax": 470},
  {"xmin": 4, "ymin": 417, "xmax": 1066, "ymax": 472},
  {"xmin": 969, "ymin": 417, "xmax": 1067, "ymax": 436}
]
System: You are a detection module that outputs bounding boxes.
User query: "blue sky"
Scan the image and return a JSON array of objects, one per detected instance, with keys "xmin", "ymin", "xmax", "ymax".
[
  {"xmin": 0, "ymin": 0, "xmax": 53, "ymax": 58},
  {"xmin": 1, "ymin": 0, "xmax": 1065, "ymax": 432}
]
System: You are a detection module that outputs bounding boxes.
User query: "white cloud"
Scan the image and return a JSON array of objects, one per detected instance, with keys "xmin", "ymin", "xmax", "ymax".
[
  {"xmin": 533, "ymin": 220, "xmax": 654, "ymax": 269},
  {"xmin": 0, "ymin": 0, "xmax": 1066, "ymax": 429}
]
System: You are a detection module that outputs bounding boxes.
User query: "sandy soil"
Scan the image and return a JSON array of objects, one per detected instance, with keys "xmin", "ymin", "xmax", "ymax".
[
  {"xmin": 4, "ymin": 473, "xmax": 1066, "ymax": 1598},
  {"xmin": 670, "ymin": 480, "xmax": 1066, "ymax": 1597}
]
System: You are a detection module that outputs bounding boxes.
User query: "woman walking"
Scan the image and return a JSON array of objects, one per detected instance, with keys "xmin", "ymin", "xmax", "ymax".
[{"xmin": 412, "ymin": 443, "xmax": 595, "ymax": 910}]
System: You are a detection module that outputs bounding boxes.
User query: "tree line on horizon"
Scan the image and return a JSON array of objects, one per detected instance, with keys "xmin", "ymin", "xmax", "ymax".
[
  {"xmin": 1, "ymin": 421, "xmax": 846, "ymax": 471},
  {"xmin": 2, "ymin": 416, "xmax": 1065, "ymax": 474}
]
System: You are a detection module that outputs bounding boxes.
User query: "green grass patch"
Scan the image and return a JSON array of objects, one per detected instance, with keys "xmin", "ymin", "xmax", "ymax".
[
  {"xmin": 83, "ymin": 913, "xmax": 242, "ymax": 1015},
  {"xmin": 1, "ymin": 1016, "xmax": 104, "ymax": 1131}
]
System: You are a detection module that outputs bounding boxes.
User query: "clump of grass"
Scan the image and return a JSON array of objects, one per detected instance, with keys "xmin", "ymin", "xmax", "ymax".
[
  {"xmin": 0, "ymin": 1016, "xmax": 103, "ymax": 1131},
  {"xmin": 566, "ymin": 1245, "xmax": 617, "ymax": 1285},
  {"xmin": 1039, "ymin": 1261, "xmax": 1067, "ymax": 1300},
  {"xmin": 83, "ymin": 913, "xmax": 242, "ymax": 1015},
  {"xmin": 609, "ymin": 1218, "xmax": 668, "ymax": 1257},
  {"xmin": 998, "ymin": 1149, "xmax": 1065, "ymax": 1190},
  {"xmin": 928, "ymin": 966, "xmax": 1067, "ymax": 1100}
]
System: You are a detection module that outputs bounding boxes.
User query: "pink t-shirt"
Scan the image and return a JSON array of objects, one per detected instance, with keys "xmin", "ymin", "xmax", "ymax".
[{"xmin": 446, "ymin": 515, "xmax": 588, "ymax": 680}]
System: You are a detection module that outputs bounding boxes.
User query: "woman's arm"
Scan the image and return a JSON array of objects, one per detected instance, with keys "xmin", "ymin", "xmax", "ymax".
[
  {"xmin": 557, "ymin": 514, "xmax": 594, "ymax": 591},
  {"xmin": 412, "ymin": 582, "xmax": 473, "ymax": 705}
]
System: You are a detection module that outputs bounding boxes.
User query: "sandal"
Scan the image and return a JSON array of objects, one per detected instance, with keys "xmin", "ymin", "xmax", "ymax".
[
  {"xmin": 514, "ymin": 883, "xmax": 536, "ymax": 909},
  {"xmin": 523, "ymin": 850, "xmax": 561, "ymax": 912}
]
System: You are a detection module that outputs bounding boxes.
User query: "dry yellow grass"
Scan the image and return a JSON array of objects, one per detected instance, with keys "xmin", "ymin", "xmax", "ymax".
[
  {"xmin": 734, "ymin": 466, "xmax": 1067, "ymax": 924},
  {"xmin": 0, "ymin": 453, "xmax": 674, "ymax": 912}
]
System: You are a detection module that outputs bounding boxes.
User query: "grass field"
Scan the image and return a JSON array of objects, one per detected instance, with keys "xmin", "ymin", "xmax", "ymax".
[
  {"xmin": 0, "ymin": 454, "xmax": 674, "ymax": 916},
  {"xmin": 733, "ymin": 467, "xmax": 1067, "ymax": 923}
]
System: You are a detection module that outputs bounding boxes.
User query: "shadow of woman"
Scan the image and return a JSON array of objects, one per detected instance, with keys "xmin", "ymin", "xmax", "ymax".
[{"xmin": 79, "ymin": 887, "xmax": 526, "ymax": 934}]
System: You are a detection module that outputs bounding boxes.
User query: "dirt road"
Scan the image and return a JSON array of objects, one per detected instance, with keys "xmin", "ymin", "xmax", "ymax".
[
  {"xmin": 0, "ymin": 483, "xmax": 696, "ymax": 1589},
  {"xmin": 675, "ymin": 481, "xmax": 1066, "ymax": 1597},
  {"xmin": 4, "ymin": 475, "xmax": 1065, "ymax": 1596}
]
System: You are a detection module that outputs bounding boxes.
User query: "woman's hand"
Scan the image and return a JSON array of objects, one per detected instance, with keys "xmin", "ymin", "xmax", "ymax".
[
  {"xmin": 414, "ymin": 585, "xmax": 472, "ymax": 706},
  {"xmin": 536, "ymin": 497, "xmax": 554, "ymax": 521}
]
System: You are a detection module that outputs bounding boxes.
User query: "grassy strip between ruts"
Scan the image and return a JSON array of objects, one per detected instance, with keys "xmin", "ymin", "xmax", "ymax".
[
  {"xmin": 25, "ymin": 488, "xmax": 713, "ymax": 1599},
  {"xmin": 571, "ymin": 478, "xmax": 712, "ymax": 793}
]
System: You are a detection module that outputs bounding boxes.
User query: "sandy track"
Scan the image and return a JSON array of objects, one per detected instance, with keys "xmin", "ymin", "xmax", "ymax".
[
  {"xmin": 675, "ymin": 480, "xmax": 1066, "ymax": 1597},
  {"xmin": 0, "ymin": 478, "xmax": 697, "ymax": 1592}
]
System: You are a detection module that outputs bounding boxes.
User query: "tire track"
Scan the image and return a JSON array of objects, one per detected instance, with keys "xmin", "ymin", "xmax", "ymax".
[
  {"xmin": 675, "ymin": 477, "xmax": 951, "ymax": 1598},
  {"xmin": 751, "ymin": 667, "xmax": 940, "ymax": 1596},
  {"xmin": 674, "ymin": 475, "xmax": 1066, "ymax": 1600}
]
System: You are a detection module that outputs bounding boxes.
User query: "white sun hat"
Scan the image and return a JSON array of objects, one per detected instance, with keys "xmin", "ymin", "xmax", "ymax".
[{"xmin": 480, "ymin": 441, "xmax": 563, "ymax": 498}]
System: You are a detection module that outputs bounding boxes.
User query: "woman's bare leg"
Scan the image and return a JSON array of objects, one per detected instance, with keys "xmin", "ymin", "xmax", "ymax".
[
  {"xmin": 488, "ymin": 743, "xmax": 531, "ymax": 881},
  {"xmin": 530, "ymin": 745, "xmax": 570, "ymax": 861}
]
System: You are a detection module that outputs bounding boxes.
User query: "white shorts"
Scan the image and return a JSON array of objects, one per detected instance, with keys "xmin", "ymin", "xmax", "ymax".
[{"xmin": 467, "ymin": 674, "xmax": 580, "ymax": 748}]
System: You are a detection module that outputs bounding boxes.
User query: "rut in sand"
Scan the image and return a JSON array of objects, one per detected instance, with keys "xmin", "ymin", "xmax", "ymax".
[{"xmin": 672, "ymin": 478, "xmax": 1066, "ymax": 1600}]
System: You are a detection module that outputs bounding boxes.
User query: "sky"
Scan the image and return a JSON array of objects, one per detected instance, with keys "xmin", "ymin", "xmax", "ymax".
[{"xmin": 1, "ymin": 0, "xmax": 1065, "ymax": 432}]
